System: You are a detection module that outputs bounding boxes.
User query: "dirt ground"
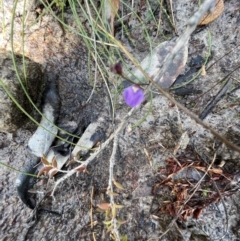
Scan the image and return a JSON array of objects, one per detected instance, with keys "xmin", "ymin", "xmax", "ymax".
[{"xmin": 0, "ymin": 0, "xmax": 240, "ymax": 240}]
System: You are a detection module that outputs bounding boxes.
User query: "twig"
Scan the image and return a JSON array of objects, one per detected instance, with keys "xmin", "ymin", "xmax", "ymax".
[
  {"xmin": 108, "ymin": 133, "xmax": 122, "ymax": 241},
  {"xmin": 211, "ymin": 178, "xmax": 229, "ymax": 240},
  {"xmin": 199, "ymin": 78, "xmax": 233, "ymax": 120},
  {"xmin": 84, "ymin": 0, "xmax": 98, "ymax": 104},
  {"xmin": 154, "ymin": 0, "xmax": 163, "ymax": 40},
  {"xmin": 191, "ymin": 64, "xmax": 240, "ymax": 106},
  {"xmin": 51, "ymin": 108, "xmax": 135, "ymax": 197},
  {"xmin": 90, "ymin": 186, "xmax": 94, "ymax": 228},
  {"xmin": 206, "ymin": 44, "xmax": 240, "ymax": 71},
  {"xmin": 168, "ymin": 0, "xmax": 177, "ymax": 34}
]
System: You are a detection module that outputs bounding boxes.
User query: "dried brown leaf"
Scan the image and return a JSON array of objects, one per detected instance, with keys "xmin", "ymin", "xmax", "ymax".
[
  {"xmin": 115, "ymin": 204, "xmax": 124, "ymax": 209},
  {"xmin": 41, "ymin": 155, "xmax": 50, "ymax": 166},
  {"xmin": 107, "ymin": 189, "xmax": 119, "ymax": 196},
  {"xmin": 201, "ymin": 65, "xmax": 206, "ymax": 76},
  {"xmin": 97, "ymin": 203, "xmax": 111, "ymax": 210},
  {"xmin": 193, "ymin": 207, "xmax": 203, "ymax": 219},
  {"xmin": 176, "ymin": 189, "xmax": 187, "ymax": 201},
  {"xmin": 48, "ymin": 168, "xmax": 59, "ymax": 179},
  {"xmin": 66, "ymin": 157, "xmax": 77, "ymax": 167},
  {"xmin": 52, "ymin": 156, "xmax": 58, "ymax": 168},
  {"xmin": 112, "ymin": 204, "xmax": 117, "ymax": 219},
  {"xmin": 165, "ymin": 181, "xmax": 174, "ymax": 186},
  {"xmin": 37, "ymin": 166, "xmax": 53, "ymax": 177},
  {"xmin": 103, "ymin": 220, "xmax": 112, "ymax": 225},
  {"xmin": 117, "ymin": 219, "xmax": 128, "ymax": 225},
  {"xmin": 209, "ymin": 168, "xmax": 223, "ymax": 174},
  {"xmin": 151, "ymin": 215, "xmax": 160, "ymax": 220},
  {"xmin": 113, "ymin": 180, "xmax": 124, "ymax": 190},
  {"xmin": 166, "ymin": 203, "xmax": 176, "ymax": 217},
  {"xmin": 74, "ymin": 165, "xmax": 86, "ymax": 172},
  {"xmin": 198, "ymin": 0, "xmax": 224, "ymax": 26},
  {"xmin": 195, "ymin": 166, "xmax": 223, "ymax": 175},
  {"xmin": 182, "ymin": 208, "xmax": 194, "ymax": 221},
  {"xmin": 106, "ymin": 208, "xmax": 111, "ymax": 218},
  {"xmin": 194, "ymin": 166, "xmax": 206, "ymax": 172}
]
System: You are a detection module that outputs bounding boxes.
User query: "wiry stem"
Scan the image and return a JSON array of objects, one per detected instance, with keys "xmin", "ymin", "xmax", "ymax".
[
  {"xmin": 108, "ymin": 133, "xmax": 121, "ymax": 241},
  {"xmin": 51, "ymin": 108, "xmax": 135, "ymax": 197}
]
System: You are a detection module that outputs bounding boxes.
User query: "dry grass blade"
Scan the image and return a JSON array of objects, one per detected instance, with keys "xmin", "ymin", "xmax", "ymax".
[
  {"xmin": 102, "ymin": 0, "xmax": 120, "ymax": 35},
  {"xmin": 168, "ymin": 0, "xmax": 177, "ymax": 34}
]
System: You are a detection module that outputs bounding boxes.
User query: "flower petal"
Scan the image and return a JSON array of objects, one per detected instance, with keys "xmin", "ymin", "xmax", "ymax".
[{"xmin": 123, "ymin": 86, "xmax": 144, "ymax": 107}]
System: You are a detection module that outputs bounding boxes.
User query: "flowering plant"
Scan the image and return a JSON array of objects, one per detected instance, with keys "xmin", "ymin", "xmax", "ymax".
[{"xmin": 111, "ymin": 62, "xmax": 145, "ymax": 107}]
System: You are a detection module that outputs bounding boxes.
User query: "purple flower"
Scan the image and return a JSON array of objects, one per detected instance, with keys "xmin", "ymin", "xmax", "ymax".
[{"xmin": 123, "ymin": 85, "xmax": 144, "ymax": 107}]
